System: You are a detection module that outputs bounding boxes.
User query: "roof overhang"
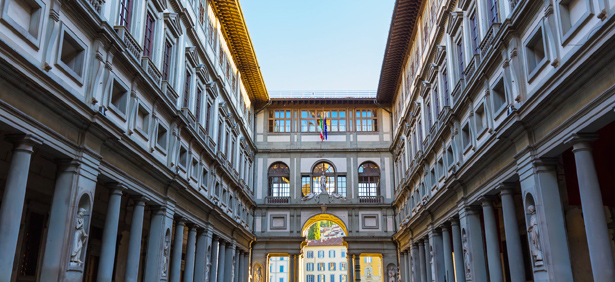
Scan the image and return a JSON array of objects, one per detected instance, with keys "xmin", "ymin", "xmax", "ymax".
[
  {"xmin": 376, "ymin": 0, "xmax": 423, "ymax": 104},
  {"xmin": 210, "ymin": 0, "xmax": 269, "ymax": 107}
]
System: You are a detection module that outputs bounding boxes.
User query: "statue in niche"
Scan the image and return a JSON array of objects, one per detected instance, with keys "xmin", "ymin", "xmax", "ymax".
[
  {"xmin": 205, "ymin": 261, "xmax": 211, "ymax": 281},
  {"xmin": 527, "ymin": 205, "xmax": 543, "ymax": 265},
  {"xmin": 254, "ymin": 265, "xmax": 262, "ymax": 282},
  {"xmin": 70, "ymin": 208, "xmax": 88, "ymax": 265},
  {"xmin": 319, "ymin": 172, "xmax": 327, "ymax": 194},
  {"xmin": 162, "ymin": 233, "xmax": 170, "ymax": 276},
  {"xmin": 430, "ymin": 248, "xmax": 435, "ymax": 281},
  {"xmin": 388, "ymin": 266, "xmax": 397, "ymax": 282},
  {"xmin": 462, "ymin": 232, "xmax": 471, "ymax": 279}
]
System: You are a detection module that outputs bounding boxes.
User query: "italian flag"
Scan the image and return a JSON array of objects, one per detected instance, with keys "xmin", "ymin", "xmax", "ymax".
[{"xmin": 318, "ymin": 113, "xmax": 328, "ymax": 141}]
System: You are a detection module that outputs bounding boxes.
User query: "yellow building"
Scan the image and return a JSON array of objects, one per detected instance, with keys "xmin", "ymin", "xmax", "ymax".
[
  {"xmin": 301, "ymin": 238, "xmax": 348, "ymax": 282},
  {"xmin": 359, "ymin": 255, "xmax": 382, "ymax": 282}
]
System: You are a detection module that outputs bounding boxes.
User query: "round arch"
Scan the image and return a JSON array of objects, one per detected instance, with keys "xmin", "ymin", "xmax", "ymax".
[
  {"xmin": 310, "ymin": 159, "xmax": 337, "ymax": 173},
  {"xmin": 301, "ymin": 213, "xmax": 348, "ymax": 237}
]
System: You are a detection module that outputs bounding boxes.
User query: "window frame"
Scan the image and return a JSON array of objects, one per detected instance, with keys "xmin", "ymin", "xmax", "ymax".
[
  {"xmin": 268, "ymin": 109, "xmax": 292, "ymax": 133},
  {"xmin": 268, "ymin": 162, "xmax": 290, "ymax": 198},
  {"xmin": 355, "ymin": 109, "xmax": 378, "ymax": 132},
  {"xmin": 358, "ymin": 162, "xmax": 380, "ymax": 197}
]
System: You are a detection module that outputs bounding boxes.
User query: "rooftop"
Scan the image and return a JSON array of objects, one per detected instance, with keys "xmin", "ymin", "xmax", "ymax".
[
  {"xmin": 306, "ymin": 237, "xmax": 345, "ymax": 247},
  {"xmin": 269, "ymin": 90, "xmax": 376, "ymax": 99},
  {"xmin": 210, "ymin": 0, "xmax": 269, "ymax": 106},
  {"xmin": 376, "ymin": 0, "xmax": 423, "ymax": 103}
]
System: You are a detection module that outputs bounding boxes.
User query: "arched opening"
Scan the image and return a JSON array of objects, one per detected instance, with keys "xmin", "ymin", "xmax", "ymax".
[
  {"xmin": 301, "ymin": 161, "xmax": 346, "ymax": 198},
  {"xmin": 299, "ymin": 217, "xmax": 348, "ymax": 282}
]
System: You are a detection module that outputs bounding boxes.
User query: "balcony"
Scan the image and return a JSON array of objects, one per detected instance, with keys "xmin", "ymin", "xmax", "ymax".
[
  {"xmin": 359, "ymin": 196, "xmax": 383, "ymax": 204},
  {"xmin": 266, "ymin": 196, "xmax": 290, "ymax": 204},
  {"xmin": 114, "ymin": 26, "xmax": 142, "ymax": 62}
]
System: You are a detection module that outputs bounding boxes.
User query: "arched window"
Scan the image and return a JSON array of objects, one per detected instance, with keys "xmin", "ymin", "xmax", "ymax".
[
  {"xmin": 304, "ymin": 161, "xmax": 346, "ymax": 197},
  {"xmin": 268, "ymin": 162, "xmax": 290, "ymax": 198},
  {"xmin": 358, "ymin": 162, "xmax": 380, "ymax": 198}
]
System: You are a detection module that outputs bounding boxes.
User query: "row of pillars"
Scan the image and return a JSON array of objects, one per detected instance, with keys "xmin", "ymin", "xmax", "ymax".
[
  {"xmin": 0, "ymin": 134, "xmax": 251, "ymax": 282},
  {"xmin": 398, "ymin": 134, "xmax": 615, "ymax": 282}
]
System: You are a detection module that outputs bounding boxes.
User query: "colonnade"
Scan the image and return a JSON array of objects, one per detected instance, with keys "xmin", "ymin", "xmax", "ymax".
[
  {"xmin": 0, "ymin": 134, "xmax": 251, "ymax": 282},
  {"xmin": 398, "ymin": 134, "xmax": 615, "ymax": 282}
]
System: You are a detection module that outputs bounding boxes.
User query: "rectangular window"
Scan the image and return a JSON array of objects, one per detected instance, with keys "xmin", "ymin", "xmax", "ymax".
[
  {"xmin": 217, "ymin": 121, "xmax": 223, "ymax": 151},
  {"xmin": 327, "ymin": 110, "xmax": 346, "ymax": 132},
  {"xmin": 224, "ymin": 131, "xmax": 230, "ymax": 156},
  {"xmin": 341, "ymin": 251, "xmax": 346, "ymax": 258},
  {"xmin": 489, "ymin": 0, "xmax": 499, "ymax": 24},
  {"xmin": 355, "ymin": 109, "xmax": 378, "ymax": 132},
  {"xmin": 457, "ymin": 40, "xmax": 465, "ymax": 79},
  {"xmin": 199, "ymin": 2, "xmax": 205, "ymax": 25},
  {"xmin": 307, "ymin": 275, "xmax": 315, "ymax": 282},
  {"xmin": 442, "ymin": 67, "xmax": 450, "ymax": 106},
  {"xmin": 302, "ymin": 176, "xmax": 311, "ymax": 196},
  {"xmin": 183, "ymin": 71, "xmax": 191, "ymax": 108},
  {"xmin": 318, "ymin": 251, "xmax": 324, "ymax": 258},
  {"xmin": 433, "ymin": 87, "xmax": 440, "ymax": 116},
  {"xmin": 470, "ymin": 13, "xmax": 479, "ymax": 55},
  {"xmin": 143, "ymin": 13, "xmax": 155, "ymax": 57},
  {"xmin": 340, "ymin": 275, "xmax": 347, "ymax": 282},
  {"xmin": 317, "ymin": 262, "xmax": 324, "ymax": 271},
  {"xmin": 269, "ymin": 110, "xmax": 291, "ymax": 132},
  {"xmin": 364, "ymin": 257, "xmax": 372, "ymax": 263},
  {"xmin": 329, "ymin": 251, "xmax": 335, "ymax": 258},
  {"xmin": 426, "ymin": 100, "xmax": 432, "ymax": 129},
  {"xmin": 328, "ymin": 262, "xmax": 336, "ymax": 270},
  {"xmin": 162, "ymin": 41, "xmax": 172, "ymax": 81},
  {"xmin": 118, "ymin": 0, "xmax": 133, "ymax": 29},
  {"xmin": 336, "ymin": 176, "xmax": 346, "ymax": 197},
  {"xmin": 280, "ymin": 265, "xmax": 284, "ymax": 272},
  {"xmin": 492, "ymin": 78, "xmax": 506, "ymax": 112},
  {"xmin": 340, "ymin": 262, "xmax": 346, "ymax": 270},
  {"xmin": 195, "ymin": 88, "xmax": 203, "ymax": 122},
  {"xmin": 156, "ymin": 124, "xmax": 168, "ymax": 150},
  {"xmin": 205, "ymin": 102, "xmax": 212, "ymax": 134},
  {"xmin": 331, "ymin": 274, "xmax": 335, "ymax": 282},
  {"xmin": 307, "ymin": 263, "xmax": 314, "ymax": 271}
]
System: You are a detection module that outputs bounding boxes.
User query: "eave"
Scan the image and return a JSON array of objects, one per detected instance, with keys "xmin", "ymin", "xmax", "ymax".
[
  {"xmin": 210, "ymin": 0, "xmax": 269, "ymax": 107},
  {"xmin": 376, "ymin": 0, "xmax": 423, "ymax": 104}
]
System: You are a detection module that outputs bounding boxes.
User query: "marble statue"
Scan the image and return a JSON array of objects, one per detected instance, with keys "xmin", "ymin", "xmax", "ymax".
[
  {"xmin": 388, "ymin": 266, "xmax": 397, "ymax": 282},
  {"xmin": 301, "ymin": 192, "xmax": 317, "ymax": 201},
  {"xmin": 527, "ymin": 205, "xmax": 543, "ymax": 264},
  {"xmin": 70, "ymin": 208, "xmax": 88, "ymax": 264},
  {"xmin": 162, "ymin": 234, "xmax": 170, "ymax": 276},
  {"xmin": 319, "ymin": 172, "xmax": 327, "ymax": 194},
  {"xmin": 254, "ymin": 265, "xmax": 262, "ymax": 282},
  {"xmin": 430, "ymin": 248, "xmax": 435, "ymax": 281},
  {"xmin": 462, "ymin": 232, "xmax": 471, "ymax": 279}
]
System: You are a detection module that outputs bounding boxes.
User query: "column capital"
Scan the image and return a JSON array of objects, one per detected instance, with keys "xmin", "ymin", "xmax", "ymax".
[
  {"xmin": 131, "ymin": 195, "xmax": 149, "ymax": 205},
  {"xmin": 450, "ymin": 218, "xmax": 460, "ymax": 226},
  {"xmin": 498, "ymin": 182, "xmax": 517, "ymax": 195},
  {"xmin": 532, "ymin": 157, "xmax": 559, "ymax": 172},
  {"xmin": 480, "ymin": 196, "xmax": 495, "ymax": 207},
  {"xmin": 105, "ymin": 182, "xmax": 127, "ymax": 195},
  {"xmin": 54, "ymin": 158, "xmax": 81, "ymax": 172},
  {"xmin": 6, "ymin": 134, "xmax": 42, "ymax": 152},
  {"xmin": 565, "ymin": 133, "xmax": 598, "ymax": 148}
]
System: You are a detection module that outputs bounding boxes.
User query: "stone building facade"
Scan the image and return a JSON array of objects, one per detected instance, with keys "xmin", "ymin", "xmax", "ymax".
[
  {"xmin": 0, "ymin": 0, "xmax": 261, "ymax": 281},
  {"xmin": 1, "ymin": 0, "xmax": 615, "ymax": 280},
  {"xmin": 383, "ymin": 0, "xmax": 615, "ymax": 282}
]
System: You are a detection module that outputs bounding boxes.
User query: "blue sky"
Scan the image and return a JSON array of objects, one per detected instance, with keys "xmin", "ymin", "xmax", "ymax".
[{"xmin": 240, "ymin": 0, "xmax": 396, "ymax": 91}]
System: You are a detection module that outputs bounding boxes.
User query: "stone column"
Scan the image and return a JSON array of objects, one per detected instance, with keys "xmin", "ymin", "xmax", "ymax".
[
  {"xmin": 0, "ymin": 135, "xmax": 39, "ymax": 279},
  {"xmin": 40, "ymin": 159, "xmax": 79, "ymax": 282},
  {"xmin": 144, "ymin": 206, "xmax": 169, "ymax": 282},
  {"xmin": 481, "ymin": 198, "xmax": 504, "ymax": 282},
  {"xmin": 96, "ymin": 185, "xmax": 124, "ymax": 282},
  {"xmin": 418, "ymin": 241, "xmax": 426, "ymax": 282},
  {"xmin": 570, "ymin": 136, "xmax": 615, "ymax": 281},
  {"xmin": 441, "ymin": 225, "xmax": 454, "ymax": 282},
  {"xmin": 170, "ymin": 219, "xmax": 186, "ymax": 282},
  {"xmin": 450, "ymin": 219, "xmax": 466, "ymax": 282},
  {"xmin": 499, "ymin": 187, "xmax": 525, "ymax": 282},
  {"xmin": 125, "ymin": 197, "xmax": 148, "ymax": 282},
  {"xmin": 411, "ymin": 245, "xmax": 419, "ymax": 282},
  {"xmin": 354, "ymin": 254, "xmax": 361, "ymax": 282},
  {"xmin": 233, "ymin": 250, "xmax": 241, "ymax": 282},
  {"xmin": 289, "ymin": 254, "xmax": 295, "ymax": 282},
  {"xmin": 195, "ymin": 229, "xmax": 208, "ymax": 282},
  {"xmin": 236, "ymin": 251, "xmax": 244, "ymax": 282},
  {"xmin": 209, "ymin": 237, "xmax": 220, "ymax": 282},
  {"xmin": 462, "ymin": 207, "xmax": 488, "ymax": 282},
  {"xmin": 432, "ymin": 230, "xmax": 444, "ymax": 282},
  {"xmin": 517, "ymin": 156, "xmax": 573, "ymax": 282},
  {"xmin": 224, "ymin": 243, "xmax": 235, "ymax": 282},
  {"xmin": 406, "ymin": 250, "xmax": 412, "ymax": 282},
  {"xmin": 400, "ymin": 251, "xmax": 407, "ymax": 282},
  {"xmin": 348, "ymin": 253, "xmax": 354, "ymax": 282},
  {"xmin": 217, "ymin": 241, "xmax": 227, "ymax": 282},
  {"xmin": 243, "ymin": 252, "xmax": 249, "ymax": 282},
  {"xmin": 204, "ymin": 228, "xmax": 214, "ymax": 282},
  {"xmin": 423, "ymin": 240, "xmax": 432, "ymax": 282},
  {"xmin": 184, "ymin": 226, "xmax": 198, "ymax": 282}
]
